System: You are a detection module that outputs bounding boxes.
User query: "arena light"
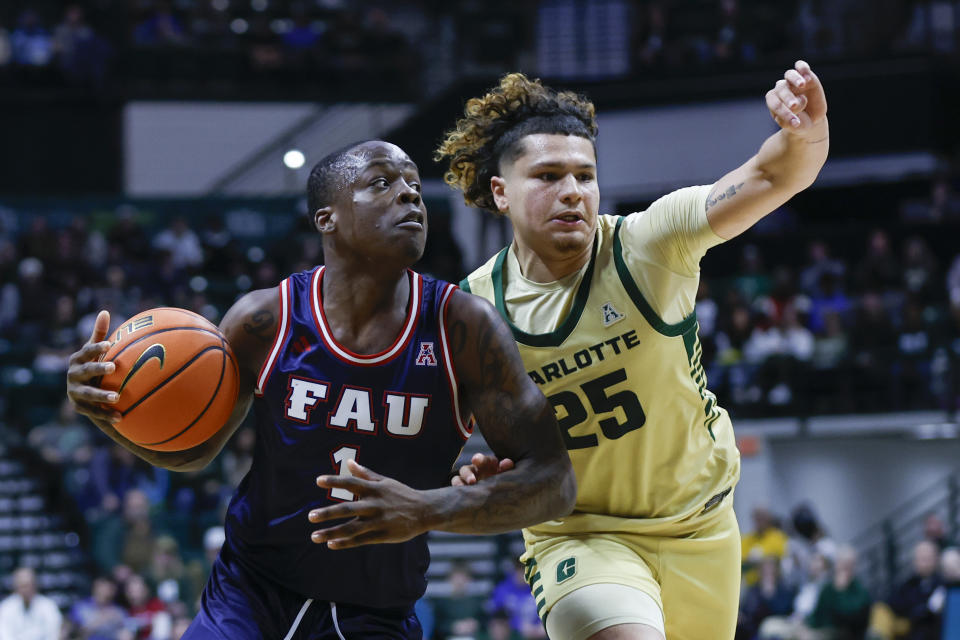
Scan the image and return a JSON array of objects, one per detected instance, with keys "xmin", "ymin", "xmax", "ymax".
[{"xmin": 283, "ymin": 149, "xmax": 306, "ymax": 169}]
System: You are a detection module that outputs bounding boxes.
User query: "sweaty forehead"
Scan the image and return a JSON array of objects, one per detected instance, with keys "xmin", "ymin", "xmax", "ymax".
[
  {"xmin": 346, "ymin": 142, "xmax": 417, "ymax": 175},
  {"xmin": 509, "ymin": 133, "xmax": 596, "ymax": 170}
]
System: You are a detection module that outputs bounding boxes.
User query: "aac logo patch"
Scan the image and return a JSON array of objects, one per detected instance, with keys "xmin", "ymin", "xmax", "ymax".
[
  {"xmin": 415, "ymin": 342, "xmax": 437, "ymax": 366},
  {"xmin": 556, "ymin": 557, "xmax": 577, "ymax": 584},
  {"xmin": 600, "ymin": 302, "xmax": 625, "ymax": 327}
]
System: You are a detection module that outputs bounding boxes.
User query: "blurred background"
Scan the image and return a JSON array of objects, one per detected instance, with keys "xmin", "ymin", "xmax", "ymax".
[{"xmin": 1, "ymin": 0, "xmax": 960, "ymax": 638}]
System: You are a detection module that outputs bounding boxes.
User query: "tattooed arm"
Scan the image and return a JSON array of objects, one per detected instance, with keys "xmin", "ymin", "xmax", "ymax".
[
  {"xmin": 171, "ymin": 286, "xmax": 279, "ymax": 470},
  {"xmin": 434, "ymin": 291, "xmax": 576, "ymax": 533},
  {"xmin": 66, "ymin": 287, "xmax": 278, "ymax": 471},
  {"xmin": 308, "ymin": 291, "xmax": 575, "ymax": 548},
  {"xmin": 705, "ymin": 60, "xmax": 829, "ymax": 240}
]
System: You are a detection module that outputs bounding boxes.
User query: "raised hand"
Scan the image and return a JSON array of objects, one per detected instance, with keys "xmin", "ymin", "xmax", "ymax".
[
  {"xmin": 451, "ymin": 453, "xmax": 515, "ymax": 487},
  {"xmin": 309, "ymin": 460, "xmax": 433, "ymax": 549},
  {"xmin": 766, "ymin": 60, "xmax": 828, "ymax": 138},
  {"xmin": 66, "ymin": 310, "xmax": 121, "ymax": 428}
]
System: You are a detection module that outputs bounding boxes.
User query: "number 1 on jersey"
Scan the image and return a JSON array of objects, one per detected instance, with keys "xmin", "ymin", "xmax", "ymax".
[{"xmin": 330, "ymin": 446, "xmax": 359, "ymax": 501}]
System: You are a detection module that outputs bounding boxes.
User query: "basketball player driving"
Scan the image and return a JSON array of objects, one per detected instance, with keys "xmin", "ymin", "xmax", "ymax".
[{"xmin": 66, "ymin": 140, "xmax": 576, "ymax": 639}]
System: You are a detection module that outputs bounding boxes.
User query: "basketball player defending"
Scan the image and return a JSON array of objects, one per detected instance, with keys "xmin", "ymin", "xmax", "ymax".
[
  {"xmin": 66, "ymin": 141, "xmax": 576, "ymax": 639},
  {"xmin": 436, "ymin": 61, "xmax": 828, "ymax": 640}
]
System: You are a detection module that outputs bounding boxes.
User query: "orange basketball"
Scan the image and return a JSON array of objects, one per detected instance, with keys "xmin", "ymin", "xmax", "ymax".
[{"xmin": 98, "ymin": 307, "xmax": 239, "ymax": 452}]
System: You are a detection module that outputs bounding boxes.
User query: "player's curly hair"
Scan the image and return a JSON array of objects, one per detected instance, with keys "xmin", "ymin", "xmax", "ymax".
[{"xmin": 434, "ymin": 73, "xmax": 598, "ymax": 214}]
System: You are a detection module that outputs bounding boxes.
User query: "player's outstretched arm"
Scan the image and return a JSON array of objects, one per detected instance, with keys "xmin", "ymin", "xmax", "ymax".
[
  {"xmin": 308, "ymin": 291, "xmax": 575, "ymax": 548},
  {"xmin": 702, "ymin": 60, "xmax": 829, "ymax": 240},
  {"xmin": 66, "ymin": 288, "xmax": 278, "ymax": 472}
]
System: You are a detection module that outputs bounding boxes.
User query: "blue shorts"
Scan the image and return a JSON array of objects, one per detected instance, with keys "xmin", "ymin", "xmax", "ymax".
[{"xmin": 183, "ymin": 543, "xmax": 422, "ymax": 639}]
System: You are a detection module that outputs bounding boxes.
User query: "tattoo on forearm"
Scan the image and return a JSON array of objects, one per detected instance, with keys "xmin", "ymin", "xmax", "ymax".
[
  {"xmin": 243, "ymin": 310, "xmax": 275, "ymax": 343},
  {"xmin": 444, "ymin": 401, "xmax": 572, "ymax": 533},
  {"xmin": 705, "ymin": 181, "xmax": 746, "ymax": 212},
  {"xmin": 476, "ymin": 324, "xmax": 509, "ymax": 391}
]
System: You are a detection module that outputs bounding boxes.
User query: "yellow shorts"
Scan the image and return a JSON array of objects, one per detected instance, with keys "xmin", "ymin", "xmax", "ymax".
[{"xmin": 521, "ymin": 504, "xmax": 740, "ymax": 640}]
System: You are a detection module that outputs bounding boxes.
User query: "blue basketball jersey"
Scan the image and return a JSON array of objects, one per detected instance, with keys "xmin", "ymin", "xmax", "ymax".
[{"xmin": 224, "ymin": 267, "xmax": 471, "ymax": 609}]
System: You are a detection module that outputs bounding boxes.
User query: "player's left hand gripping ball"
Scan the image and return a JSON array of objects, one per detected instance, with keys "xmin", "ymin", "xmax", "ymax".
[{"xmin": 767, "ymin": 60, "xmax": 828, "ymax": 138}]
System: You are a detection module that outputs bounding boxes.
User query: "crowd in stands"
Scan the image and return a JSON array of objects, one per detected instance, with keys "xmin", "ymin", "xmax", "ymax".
[
  {"xmin": 2, "ymin": 0, "xmax": 959, "ymax": 94},
  {"xmin": 689, "ymin": 173, "xmax": 960, "ymax": 417},
  {"xmin": 737, "ymin": 505, "xmax": 960, "ymax": 640},
  {"xmin": 693, "ymin": 226, "xmax": 960, "ymax": 416}
]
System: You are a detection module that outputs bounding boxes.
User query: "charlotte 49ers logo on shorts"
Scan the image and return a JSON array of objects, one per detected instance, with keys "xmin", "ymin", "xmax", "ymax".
[{"xmin": 556, "ymin": 557, "xmax": 577, "ymax": 584}]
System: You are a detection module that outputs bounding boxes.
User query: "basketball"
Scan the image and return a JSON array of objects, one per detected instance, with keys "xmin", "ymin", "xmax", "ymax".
[{"xmin": 97, "ymin": 307, "xmax": 239, "ymax": 452}]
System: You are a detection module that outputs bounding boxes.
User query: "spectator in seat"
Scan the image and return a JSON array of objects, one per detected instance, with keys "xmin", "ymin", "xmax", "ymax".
[
  {"xmin": 480, "ymin": 608, "xmax": 523, "ymax": 640},
  {"xmin": 281, "ymin": 6, "xmax": 321, "ymax": 63},
  {"xmin": 924, "ymin": 512, "xmax": 956, "ymax": 550},
  {"xmin": 11, "ymin": 9, "xmax": 53, "ymax": 67},
  {"xmin": 888, "ymin": 540, "xmax": 942, "ymax": 640},
  {"xmin": 812, "ymin": 311, "xmax": 849, "ymax": 370},
  {"xmin": 28, "ymin": 397, "xmax": 92, "ymax": 466},
  {"xmin": 754, "ymin": 303, "xmax": 814, "ymax": 408},
  {"xmin": 152, "ymin": 216, "xmax": 203, "ymax": 271},
  {"xmin": 133, "ymin": 2, "xmax": 186, "ymax": 47},
  {"xmin": 733, "ymin": 244, "xmax": 772, "ymax": 303},
  {"xmin": 786, "ymin": 503, "xmax": 837, "ymax": 583},
  {"xmin": 93, "ymin": 486, "xmax": 164, "ymax": 574},
  {"xmin": 487, "ymin": 559, "xmax": 544, "ymax": 638},
  {"xmin": 851, "ymin": 292, "xmax": 897, "ymax": 410},
  {"xmin": 53, "ymin": 4, "xmax": 108, "ymax": 86},
  {"xmin": 68, "ymin": 575, "xmax": 128, "ymax": 640},
  {"xmin": 800, "ymin": 240, "xmax": 846, "ymax": 298},
  {"xmin": 901, "ymin": 237, "xmax": 938, "ymax": 304},
  {"xmin": 716, "ymin": 304, "xmax": 754, "ymax": 365},
  {"xmin": 808, "ymin": 271, "xmax": 853, "ymax": 335},
  {"xmin": 121, "ymin": 574, "xmax": 169, "ymax": 640},
  {"xmin": 894, "ymin": 300, "xmax": 933, "ymax": 409},
  {"xmin": 804, "ymin": 545, "xmax": 872, "ymax": 640},
  {"xmin": 742, "ymin": 506, "xmax": 789, "ymax": 586},
  {"xmin": 739, "ymin": 554, "xmax": 796, "ymax": 639},
  {"xmin": 148, "ymin": 536, "xmax": 191, "ymax": 611},
  {"xmin": 0, "ymin": 567, "xmax": 62, "ymax": 640},
  {"xmin": 432, "ymin": 561, "xmax": 486, "ymax": 639},
  {"xmin": 792, "ymin": 553, "xmax": 832, "ymax": 628},
  {"xmin": 855, "ymin": 229, "xmax": 900, "ymax": 296}
]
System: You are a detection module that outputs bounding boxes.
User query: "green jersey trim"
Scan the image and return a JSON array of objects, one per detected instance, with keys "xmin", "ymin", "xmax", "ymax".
[
  {"xmin": 491, "ymin": 238, "xmax": 598, "ymax": 347},
  {"xmin": 459, "ymin": 277, "xmax": 472, "ymax": 293},
  {"xmin": 613, "ymin": 216, "xmax": 697, "ymax": 337},
  {"xmin": 683, "ymin": 327, "xmax": 720, "ymax": 441}
]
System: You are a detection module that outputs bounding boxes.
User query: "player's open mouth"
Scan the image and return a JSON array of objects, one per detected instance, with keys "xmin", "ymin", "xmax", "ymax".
[
  {"xmin": 550, "ymin": 212, "xmax": 585, "ymax": 226},
  {"xmin": 396, "ymin": 211, "xmax": 424, "ymax": 230}
]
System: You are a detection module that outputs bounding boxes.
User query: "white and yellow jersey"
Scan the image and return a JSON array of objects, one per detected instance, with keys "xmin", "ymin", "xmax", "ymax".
[{"xmin": 462, "ymin": 185, "xmax": 740, "ymax": 539}]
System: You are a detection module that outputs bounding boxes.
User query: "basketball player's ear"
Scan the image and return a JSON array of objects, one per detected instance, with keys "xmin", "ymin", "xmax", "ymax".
[
  {"xmin": 490, "ymin": 176, "xmax": 509, "ymax": 214},
  {"xmin": 314, "ymin": 206, "xmax": 335, "ymax": 234}
]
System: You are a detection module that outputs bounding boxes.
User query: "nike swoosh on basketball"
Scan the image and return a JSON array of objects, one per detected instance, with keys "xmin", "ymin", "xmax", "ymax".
[{"xmin": 118, "ymin": 344, "xmax": 167, "ymax": 393}]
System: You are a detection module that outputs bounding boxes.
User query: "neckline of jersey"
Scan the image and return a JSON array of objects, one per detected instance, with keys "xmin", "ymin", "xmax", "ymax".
[
  {"xmin": 506, "ymin": 244, "xmax": 590, "ymax": 292},
  {"xmin": 311, "ymin": 266, "xmax": 421, "ymax": 364},
  {"xmin": 492, "ymin": 233, "xmax": 599, "ymax": 347}
]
